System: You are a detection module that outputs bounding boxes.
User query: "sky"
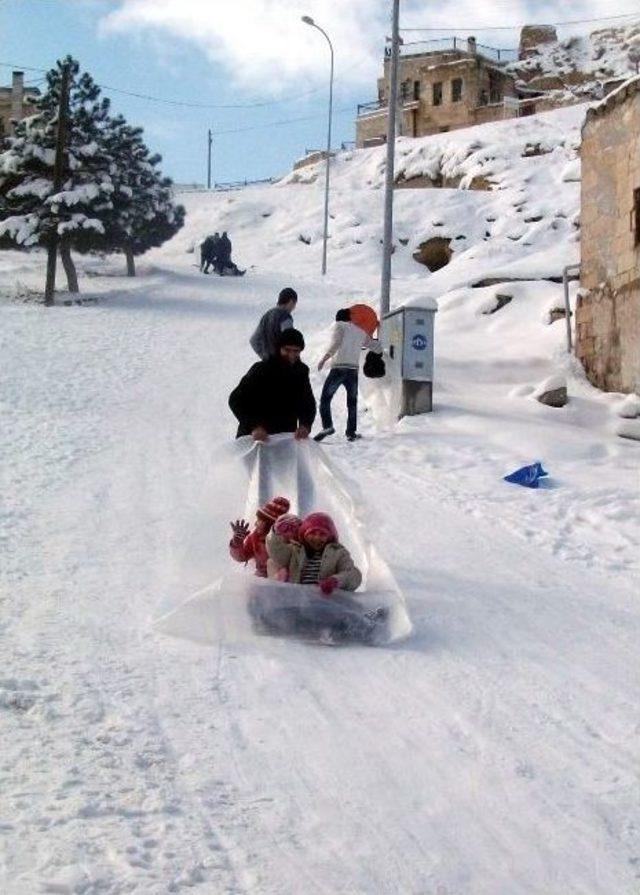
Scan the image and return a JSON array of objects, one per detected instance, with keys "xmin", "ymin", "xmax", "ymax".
[{"xmin": 1, "ymin": 0, "xmax": 639, "ymax": 185}]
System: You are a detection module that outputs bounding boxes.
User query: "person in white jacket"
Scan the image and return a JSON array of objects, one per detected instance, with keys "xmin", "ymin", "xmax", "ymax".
[{"xmin": 314, "ymin": 309, "xmax": 382, "ymax": 442}]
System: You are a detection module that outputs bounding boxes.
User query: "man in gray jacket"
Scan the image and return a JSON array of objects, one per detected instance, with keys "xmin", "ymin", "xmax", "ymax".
[{"xmin": 250, "ymin": 288, "xmax": 297, "ymax": 359}]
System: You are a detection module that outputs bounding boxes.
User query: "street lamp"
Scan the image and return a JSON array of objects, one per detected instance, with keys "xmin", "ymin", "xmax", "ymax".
[{"xmin": 302, "ymin": 14, "xmax": 334, "ymax": 276}]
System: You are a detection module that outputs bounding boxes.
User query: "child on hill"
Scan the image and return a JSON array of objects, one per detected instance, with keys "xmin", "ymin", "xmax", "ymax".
[
  {"xmin": 229, "ymin": 496, "xmax": 290, "ymax": 577},
  {"xmin": 266, "ymin": 511, "xmax": 361, "ymax": 595},
  {"xmin": 266, "ymin": 514, "xmax": 302, "ymax": 581}
]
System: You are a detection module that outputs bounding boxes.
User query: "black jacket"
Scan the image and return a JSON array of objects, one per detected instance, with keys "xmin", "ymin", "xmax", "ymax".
[{"xmin": 229, "ymin": 356, "xmax": 317, "ymax": 438}]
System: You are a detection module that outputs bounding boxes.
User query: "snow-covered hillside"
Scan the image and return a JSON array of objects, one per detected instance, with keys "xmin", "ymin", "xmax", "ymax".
[{"xmin": 1, "ymin": 102, "xmax": 639, "ymax": 894}]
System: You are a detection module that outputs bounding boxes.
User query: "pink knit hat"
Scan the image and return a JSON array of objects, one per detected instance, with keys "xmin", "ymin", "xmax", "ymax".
[
  {"xmin": 273, "ymin": 513, "xmax": 302, "ymax": 541},
  {"xmin": 299, "ymin": 512, "xmax": 338, "ymax": 543},
  {"xmin": 257, "ymin": 496, "xmax": 290, "ymax": 525}
]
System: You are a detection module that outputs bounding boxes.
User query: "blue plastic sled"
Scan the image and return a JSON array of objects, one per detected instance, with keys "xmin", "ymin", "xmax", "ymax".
[{"xmin": 503, "ymin": 462, "xmax": 548, "ymax": 489}]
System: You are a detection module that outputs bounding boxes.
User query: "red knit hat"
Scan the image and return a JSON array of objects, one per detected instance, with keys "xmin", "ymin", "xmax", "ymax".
[
  {"xmin": 257, "ymin": 496, "xmax": 290, "ymax": 525},
  {"xmin": 299, "ymin": 512, "xmax": 338, "ymax": 543}
]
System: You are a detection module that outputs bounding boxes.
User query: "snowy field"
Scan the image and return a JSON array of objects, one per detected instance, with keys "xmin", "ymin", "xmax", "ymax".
[{"xmin": 1, "ymin": 102, "xmax": 639, "ymax": 894}]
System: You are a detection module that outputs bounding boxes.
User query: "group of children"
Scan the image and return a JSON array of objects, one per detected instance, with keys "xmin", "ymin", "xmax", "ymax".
[
  {"xmin": 229, "ymin": 496, "xmax": 362, "ymax": 595},
  {"xmin": 228, "ymin": 497, "xmax": 389, "ymax": 643}
]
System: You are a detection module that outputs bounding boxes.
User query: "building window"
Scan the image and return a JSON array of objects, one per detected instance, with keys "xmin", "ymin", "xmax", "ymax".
[
  {"xmin": 488, "ymin": 70, "xmax": 502, "ymax": 104},
  {"xmin": 413, "ymin": 80, "xmax": 421, "ymax": 100},
  {"xmin": 400, "ymin": 81, "xmax": 410, "ymax": 101},
  {"xmin": 452, "ymin": 78, "xmax": 463, "ymax": 102},
  {"xmin": 635, "ymin": 188, "xmax": 640, "ymax": 247},
  {"xmin": 432, "ymin": 82, "xmax": 443, "ymax": 106}
]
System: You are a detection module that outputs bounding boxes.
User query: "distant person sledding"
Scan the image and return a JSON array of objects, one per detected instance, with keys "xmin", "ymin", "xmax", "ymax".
[
  {"xmin": 200, "ymin": 232, "xmax": 219, "ymax": 273},
  {"xmin": 200, "ymin": 230, "xmax": 245, "ymax": 276}
]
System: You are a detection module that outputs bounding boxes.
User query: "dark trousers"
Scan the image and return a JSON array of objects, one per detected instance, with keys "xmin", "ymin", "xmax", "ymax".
[{"xmin": 320, "ymin": 367, "xmax": 358, "ymax": 437}]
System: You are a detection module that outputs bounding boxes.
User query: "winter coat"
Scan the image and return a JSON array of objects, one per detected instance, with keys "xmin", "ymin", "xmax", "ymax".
[
  {"xmin": 201, "ymin": 235, "xmax": 219, "ymax": 264},
  {"xmin": 218, "ymin": 234, "xmax": 232, "ymax": 263},
  {"xmin": 229, "ymin": 530, "xmax": 268, "ymax": 577},
  {"xmin": 323, "ymin": 321, "xmax": 382, "ymax": 370},
  {"xmin": 250, "ymin": 307, "xmax": 294, "ymax": 359},
  {"xmin": 228, "ymin": 355, "xmax": 316, "ymax": 438},
  {"xmin": 266, "ymin": 530, "xmax": 362, "ymax": 591}
]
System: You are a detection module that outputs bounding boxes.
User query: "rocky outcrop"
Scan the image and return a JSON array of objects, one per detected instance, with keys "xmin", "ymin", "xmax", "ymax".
[
  {"xmin": 534, "ymin": 375, "xmax": 568, "ymax": 407},
  {"xmin": 412, "ymin": 237, "xmax": 452, "ymax": 272},
  {"xmin": 519, "ymin": 25, "xmax": 558, "ymax": 60}
]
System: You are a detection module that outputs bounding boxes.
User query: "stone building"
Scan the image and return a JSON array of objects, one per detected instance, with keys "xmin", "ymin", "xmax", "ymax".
[
  {"xmin": 576, "ymin": 76, "xmax": 640, "ymax": 393},
  {"xmin": 356, "ymin": 38, "xmax": 519, "ymax": 147},
  {"xmin": 0, "ymin": 71, "xmax": 40, "ymax": 140}
]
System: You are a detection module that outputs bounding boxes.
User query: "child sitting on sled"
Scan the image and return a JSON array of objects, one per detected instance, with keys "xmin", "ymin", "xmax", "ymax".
[
  {"xmin": 266, "ymin": 511, "xmax": 362, "ymax": 595},
  {"xmin": 265, "ymin": 514, "xmax": 302, "ymax": 581},
  {"xmin": 229, "ymin": 496, "xmax": 290, "ymax": 577}
]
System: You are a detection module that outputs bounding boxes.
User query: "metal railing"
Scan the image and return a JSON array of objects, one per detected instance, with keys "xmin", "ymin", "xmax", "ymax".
[
  {"xmin": 173, "ymin": 177, "xmax": 277, "ymax": 195},
  {"xmin": 357, "ymin": 99, "xmax": 386, "ymax": 116},
  {"xmin": 213, "ymin": 177, "xmax": 277, "ymax": 191},
  {"xmin": 392, "ymin": 37, "xmax": 517, "ymax": 63}
]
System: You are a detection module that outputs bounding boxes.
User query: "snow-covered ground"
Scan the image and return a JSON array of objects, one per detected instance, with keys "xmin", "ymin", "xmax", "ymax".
[{"xmin": 1, "ymin": 102, "xmax": 639, "ymax": 894}]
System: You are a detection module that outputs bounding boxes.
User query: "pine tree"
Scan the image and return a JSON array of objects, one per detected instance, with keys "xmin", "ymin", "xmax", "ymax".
[
  {"xmin": 101, "ymin": 115, "xmax": 185, "ymax": 277},
  {"xmin": 0, "ymin": 57, "xmax": 115, "ymax": 293}
]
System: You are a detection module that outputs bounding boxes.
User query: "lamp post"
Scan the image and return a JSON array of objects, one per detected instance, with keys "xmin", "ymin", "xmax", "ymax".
[{"xmin": 302, "ymin": 15, "xmax": 334, "ymax": 275}]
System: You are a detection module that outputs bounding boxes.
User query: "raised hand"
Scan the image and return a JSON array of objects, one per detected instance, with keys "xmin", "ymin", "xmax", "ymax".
[{"xmin": 230, "ymin": 519, "xmax": 250, "ymax": 541}]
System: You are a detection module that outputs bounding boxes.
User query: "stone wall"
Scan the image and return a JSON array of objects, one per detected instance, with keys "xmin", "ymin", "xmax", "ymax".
[
  {"xmin": 577, "ymin": 82, "xmax": 640, "ymax": 392},
  {"xmin": 576, "ymin": 280, "xmax": 640, "ymax": 392},
  {"xmin": 293, "ymin": 151, "xmax": 332, "ymax": 171}
]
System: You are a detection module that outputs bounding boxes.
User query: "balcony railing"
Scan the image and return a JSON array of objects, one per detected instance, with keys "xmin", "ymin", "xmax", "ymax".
[
  {"xmin": 357, "ymin": 99, "xmax": 386, "ymax": 116},
  {"xmin": 387, "ymin": 37, "xmax": 517, "ymax": 64}
]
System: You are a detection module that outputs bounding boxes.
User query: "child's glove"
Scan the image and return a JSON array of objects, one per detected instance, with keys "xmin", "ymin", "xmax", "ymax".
[
  {"xmin": 318, "ymin": 577, "xmax": 338, "ymax": 596},
  {"xmin": 275, "ymin": 568, "xmax": 289, "ymax": 582},
  {"xmin": 230, "ymin": 519, "xmax": 250, "ymax": 543}
]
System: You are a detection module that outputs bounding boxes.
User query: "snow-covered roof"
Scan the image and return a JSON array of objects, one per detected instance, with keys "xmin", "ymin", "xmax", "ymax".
[{"xmin": 584, "ymin": 73, "xmax": 640, "ymax": 123}]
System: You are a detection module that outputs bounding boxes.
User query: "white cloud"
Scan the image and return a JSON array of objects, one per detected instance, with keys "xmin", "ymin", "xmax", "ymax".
[
  {"xmin": 101, "ymin": 0, "xmax": 386, "ymax": 92},
  {"xmin": 100, "ymin": 0, "xmax": 640, "ymax": 96}
]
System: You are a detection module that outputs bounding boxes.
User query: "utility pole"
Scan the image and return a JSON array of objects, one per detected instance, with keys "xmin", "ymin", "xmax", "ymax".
[
  {"xmin": 380, "ymin": 0, "xmax": 400, "ymax": 317},
  {"xmin": 207, "ymin": 129, "xmax": 213, "ymax": 189},
  {"xmin": 44, "ymin": 61, "xmax": 71, "ymax": 306}
]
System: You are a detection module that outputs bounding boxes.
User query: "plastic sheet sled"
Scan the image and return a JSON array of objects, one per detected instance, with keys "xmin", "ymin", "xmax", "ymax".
[{"xmin": 154, "ymin": 435, "xmax": 412, "ymax": 646}]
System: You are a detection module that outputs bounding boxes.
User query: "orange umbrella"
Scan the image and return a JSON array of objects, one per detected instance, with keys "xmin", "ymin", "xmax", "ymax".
[{"xmin": 349, "ymin": 303, "xmax": 379, "ymax": 337}]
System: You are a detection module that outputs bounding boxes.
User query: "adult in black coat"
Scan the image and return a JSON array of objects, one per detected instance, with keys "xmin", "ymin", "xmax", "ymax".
[
  {"xmin": 229, "ymin": 329, "xmax": 316, "ymax": 441},
  {"xmin": 215, "ymin": 231, "xmax": 232, "ymax": 274},
  {"xmin": 200, "ymin": 233, "xmax": 220, "ymax": 273}
]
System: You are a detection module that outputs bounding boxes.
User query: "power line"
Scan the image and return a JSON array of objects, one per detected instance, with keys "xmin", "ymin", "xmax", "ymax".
[
  {"xmin": 0, "ymin": 60, "xmax": 355, "ymax": 136},
  {"xmin": 212, "ymin": 107, "xmax": 353, "ymax": 136},
  {"xmin": 401, "ymin": 12, "xmax": 639, "ymax": 32},
  {"xmin": 0, "ymin": 59, "xmax": 360, "ymax": 110}
]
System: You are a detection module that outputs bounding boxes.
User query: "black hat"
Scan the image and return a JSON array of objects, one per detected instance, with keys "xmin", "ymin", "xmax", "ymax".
[{"xmin": 277, "ymin": 328, "xmax": 305, "ymax": 351}]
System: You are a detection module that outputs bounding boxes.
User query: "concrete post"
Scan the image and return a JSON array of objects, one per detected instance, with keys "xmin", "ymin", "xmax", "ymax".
[{"xmin": 11, "ymin": 71, "xmax": 24, "ymax": 126}]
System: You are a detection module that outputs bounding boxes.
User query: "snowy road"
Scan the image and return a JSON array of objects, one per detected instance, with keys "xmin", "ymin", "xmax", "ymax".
[{"xmin": 1, "ymin": 242, "xmax": 639, "ymax": 894}]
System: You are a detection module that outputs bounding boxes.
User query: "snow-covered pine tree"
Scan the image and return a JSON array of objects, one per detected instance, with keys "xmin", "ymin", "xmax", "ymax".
[
  {"xmin": 0, "ymin": 57, "xmax": 115, "ymax": 294},
  {"xmin": 101, "ymin": 115, "xmax": 185, "ymax": 277}
]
